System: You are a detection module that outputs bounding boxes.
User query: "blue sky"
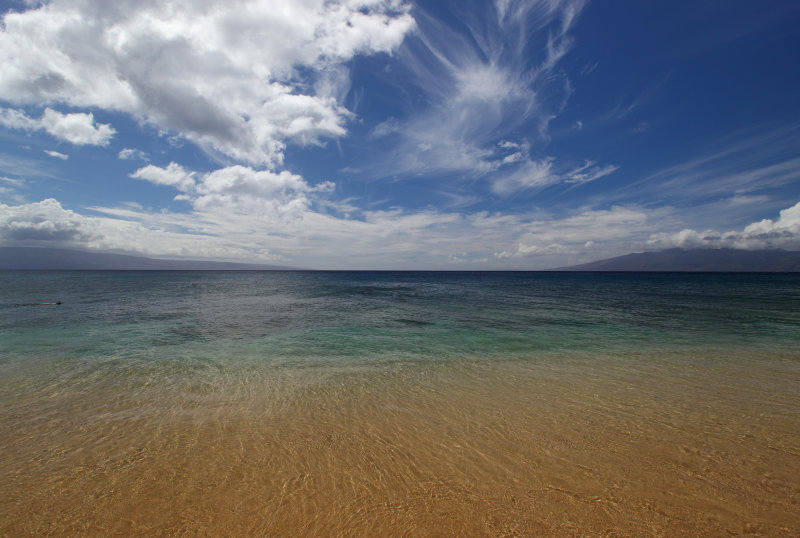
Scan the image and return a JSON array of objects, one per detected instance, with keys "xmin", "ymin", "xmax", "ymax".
[{"xmin": 1, "ymin": 0, "xmax": 799, "ymax": 269}]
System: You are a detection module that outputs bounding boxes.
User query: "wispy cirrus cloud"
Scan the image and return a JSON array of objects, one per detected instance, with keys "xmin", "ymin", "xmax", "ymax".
[
  {"xmin": 595, "ymin": 123, "xmax": 800, "ymax": 230},
  {"xmin": 370, "ymin": 0, "xmax": 566, "ymax": 174},
  {"xmin": 493, "ymin": 205, "xmax": 656, "ymax": 259},
  {"xmin": 490, "ymin": 155, "xmax": 618, "ymax": 195},
  {"xmin": 0, "ymin": 175, "xmax": 25, "ymax": 201},
  {"xmin": 564, "ymin": 161, "xmax": 619, "ymax": 184},
  {"xmin": 43, "ymin": 149, "xmax": 69, "ymax": 160},
  {"xmin": 363, "ymin": 0, "xmax": 616, "ymax": 196},
  {"xmin": 490, "ymin": 158, "xmax": 556, "ymax": 194}
]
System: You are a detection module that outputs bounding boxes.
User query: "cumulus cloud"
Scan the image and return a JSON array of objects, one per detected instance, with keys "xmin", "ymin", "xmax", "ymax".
[
  {"xmin": 39, "ymin": 108, "xmax": 116, "ymax": 145},
  {"xmin": 0, "ymin": 107, "xmax": 115, "ymax": 145},
  {"xmin": 647, "ymin": 200, "xmax": 800, "ymax": 251},
  {"xmin": 131, "ymin": 162, "xmax": 197, "ymax": 191},
  {"xmin": 131, "ymin": 162, "xmax": 334, "ymax": 216},
  {"xmin": 0, "ymin": 198, "xmax": 96, "ymax": 243},
  {"xmin": 118, "ymin": 148, "xmax": 148, "ymax": 161},
  {"xmin": 0, "ymin": 0, "xmax": 415, "ymax": 166},
  {"xmin": 0, "ymin": 107, "xmax": 38, "ymax": 130}
]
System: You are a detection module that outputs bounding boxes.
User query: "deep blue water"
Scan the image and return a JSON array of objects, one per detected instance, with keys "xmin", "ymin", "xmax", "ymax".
[{"xmin": 1, "ymin": 271, "xmax": 798, "ymax": 371}]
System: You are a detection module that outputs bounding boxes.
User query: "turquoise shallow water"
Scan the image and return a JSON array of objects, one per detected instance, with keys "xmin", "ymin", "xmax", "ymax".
[
  {"xmin": 1, "ymin": 271, "xmax": 799, "ymax": 535},
  {"xmin": 2, "ymin": 270, "xmax": 799, "ymax": 425},
  {"xmin": 2, "ymin": 270, "xmax": 799, "ymax": 364}
]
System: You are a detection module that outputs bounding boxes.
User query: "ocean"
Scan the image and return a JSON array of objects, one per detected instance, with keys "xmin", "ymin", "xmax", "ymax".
[{"xmin": 1, "ymin": 271, "xmax": 798, "ymax": 535}]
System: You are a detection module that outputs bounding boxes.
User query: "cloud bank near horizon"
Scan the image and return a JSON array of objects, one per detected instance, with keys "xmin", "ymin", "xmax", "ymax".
[{"xmin": 2, "ymin": 197, "xmax": 799, "ymax": 269}]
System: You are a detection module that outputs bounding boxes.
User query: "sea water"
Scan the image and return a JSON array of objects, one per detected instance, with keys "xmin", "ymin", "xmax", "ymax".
[{"xmin": 1, "ymin": 271, "xmax": 798, "ymax": 535}]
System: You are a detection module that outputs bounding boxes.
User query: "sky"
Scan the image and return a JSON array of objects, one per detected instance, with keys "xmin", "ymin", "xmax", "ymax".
[{"xmin": 0, "ymin": 0, "xmax": 799, "ymax": 269}]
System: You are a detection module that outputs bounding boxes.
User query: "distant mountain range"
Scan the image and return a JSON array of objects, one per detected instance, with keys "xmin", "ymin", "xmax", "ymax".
[
  {"xmin": 0, "ymin": 247, "xmax": 294, "ymax": 270},
  {"xmin": 558, "ymin": 248, "xmax": 800, "ymax": 272},
  {"xmin": 2, "ymin": 246, "xmax": 799, "ymax": 272}
]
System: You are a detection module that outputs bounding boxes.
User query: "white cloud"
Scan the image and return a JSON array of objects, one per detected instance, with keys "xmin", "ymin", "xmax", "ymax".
[
  {"xmin": 118, "ymin": 148, "xmax": 148, "ymax": 161},
  {"xmin": 491, "ymin": 158, "xmax": 556, "ymax": 194},
  {"xmin": 39, "ymin": 108, "xmax": 115, "ymax": 145},
  {"xmin": 0, "ymin": 107, "xmax": 115, "ymax": 145},
  {"xmin": 0, "ymin": 198, "xmax": 285, "ymax": 261},
  {"xmin": 487, "ymin": 142, "xmax": 617, "ymax": 194},
  {"xmin": 727, "ymin": 194, "xmax": 770, "ymax": 206},
  {"xmin": 647, "ymin": 200, "xmax": 800, "ymax": 251},
  {"xmin": 23, "ymin": 193, "xmax": 786, "ymax": 270},
  {"xmin": 0, "ymin": 198, "xmax": 95, "ymax": 243},
  {"xmin": 192, "ymin": 166, "xmax": 319, "ymax": 215},
  {"xmin": 0, "ymin": 0, "xmax": 415, "ymax": 166},
  {"xmin": 354, "ymin": 0, "xmax": 618, "ymax": 200},
  {"xmin": 494, "ymin": 206, "xmax": 652, "ymax": 259},
  {"xmin": 500, "ymin": 152, "xmax": 524, "ymax": 165},
  {"xmin": 624, "ymin": 125, "xmax": 800, "ymax": 209},
  {"xmin": 496, "ymin": 242, "xmax": 571, "ymax": 258},
  {"xmin": 1, "ymin": 195, "xmax": 668, "ymax": 269},
  {"xmin": 43, "ymin": 149, "xmax": 68, "ymax": 160},
  {"xmin": 564, "ymin": 161, "xmax": 619, "ymax": 184},
  {"xmin": 498, "ymin": 140, "xmax": 521, "ymax": 150},
  {"xmin": 744, "ymin": 201, "xmax": 800, "ymax": 238},
  {"xmin": 0, "ymin": 176, "xmax": 25, "ymax": 201},
  {"xmin": 131, "ymin": 162, "xmax": 196, "ymax": 191},
  {"xmin": 479, "ymin": 153, "xmax": 620, "ymax": 195},
  {"xmin": 131, "ymin": 162, "xmax": 334, "ymax": 217},
  {"xmin": 0, "ymin": 107, "xmax": 39, "ymax": 130},
  {"xmin": 361, "ymin": 0, "xmax": 584, "ymax": 181},
  {"xmin": 0, "ymin": 176, "xmax": 24, "ymax": 187}
]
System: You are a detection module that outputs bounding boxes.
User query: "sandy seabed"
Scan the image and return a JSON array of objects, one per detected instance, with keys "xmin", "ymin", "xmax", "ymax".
[{"xmin": 2, "ymin": 355, "xmax": 798, "ymax": 536}]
